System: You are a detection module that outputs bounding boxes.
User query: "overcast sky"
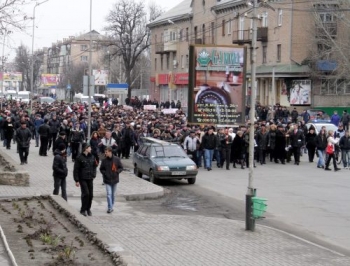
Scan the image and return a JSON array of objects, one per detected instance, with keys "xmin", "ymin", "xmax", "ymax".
[{"xmin": 6, "ymin": 0, "xmax": 183, "ymax": 60}]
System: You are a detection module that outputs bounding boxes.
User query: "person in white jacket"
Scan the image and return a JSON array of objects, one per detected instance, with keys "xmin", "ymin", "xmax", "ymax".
[{"xmin": 325, "ymin": 130, "xmax": 341, "ymax": 171}]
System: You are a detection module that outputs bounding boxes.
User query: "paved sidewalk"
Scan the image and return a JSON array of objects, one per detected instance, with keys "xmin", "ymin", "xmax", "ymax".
[
  {"xmin": 68, "ymin": 197, "xmax": 350, "ymax": 266},
  {"xmin": 0, "ymin": 237, "xmax": 11, "ymax": 266},
  {"xmin": 0, "ymin": 144, "xmax": 163, "ymax": 200},
  {"xmin": 2, "ymin": 145, "xmax": 350, "ymax": 265}
]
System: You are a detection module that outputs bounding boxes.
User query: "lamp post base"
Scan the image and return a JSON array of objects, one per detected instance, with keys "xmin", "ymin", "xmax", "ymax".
[{"xmin": 246, "ymin": 193, "xmax": 255, "ymax": 231}]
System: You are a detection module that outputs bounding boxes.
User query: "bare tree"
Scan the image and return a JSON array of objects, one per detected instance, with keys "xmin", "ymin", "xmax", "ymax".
[
  {"xmin": 60, "ymin": 62, "xmax": 88, "ymax": 101},
  {"xmin": 14, "ymin": 44, "xmax": 42, "ymax": 91},
  {"xmin": 105, "ymin": 0, "xmax": 162, "ymax": 99},
  {"xmin": 306, "ymin": 3, "xmax": 350, "ymax": 94},
  {"xmin": 0, "ymin": 0, "xmax": 35, "ymax": 33}
]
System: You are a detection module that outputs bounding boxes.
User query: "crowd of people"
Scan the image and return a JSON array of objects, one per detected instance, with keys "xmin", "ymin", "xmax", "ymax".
[{"xmin": 0, "ymin": 98, "xmax": 349, "ymax": 214}]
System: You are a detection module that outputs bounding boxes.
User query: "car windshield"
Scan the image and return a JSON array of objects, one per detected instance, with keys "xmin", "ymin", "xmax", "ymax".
[
  {"xmin": 152, "ymin": 145, "xmax": 187, "ymax": 158},
  {"xmin": 313, "ymin": 124, "xmax": 338, "ymax": 133}
]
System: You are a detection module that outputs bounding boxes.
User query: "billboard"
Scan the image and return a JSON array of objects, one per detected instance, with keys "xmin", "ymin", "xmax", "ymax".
[
  {"xmin": 188, "ymin": 45, "xmax": 246, "ymax": 125},
  {"xmin": 93, "ymin": 70, "xmax": 109, "ymax": 86},
  {"xmin": 289, "ymin": 80, "xmax": 311, "ymax": 105},
  {"xmin": 3, "ymin": 72, "xmax": 22, "ymax": 81},
  {"xmin": 41, "ymin": 74, "xmax": 60, "ymax": 87}
]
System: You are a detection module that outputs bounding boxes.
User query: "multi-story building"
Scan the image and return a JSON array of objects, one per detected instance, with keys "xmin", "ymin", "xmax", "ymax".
[{"xmin": 148, "ymin": 0, "xmax": 348, "ymax": 110}]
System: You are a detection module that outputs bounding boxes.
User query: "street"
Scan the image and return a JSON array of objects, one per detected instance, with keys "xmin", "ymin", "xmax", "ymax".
[{"xmin": 123, "ymin": 153, "xmax": 350, "ymax": 256}]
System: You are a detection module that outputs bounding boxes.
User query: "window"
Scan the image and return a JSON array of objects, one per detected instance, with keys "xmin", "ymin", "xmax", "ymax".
[
  {"xmin": 321, "ymin": 79, "xmax": 346, "ymax": 95},
  {"xmin": 80, "ymin": 45, "xmax": 88, "ymax": 51},
  {"xmin": 181, "ymin": 55, "xmax": 185, "ymax": 68},
  {"xmin": 81, "ymin": 56, "xmax": 88, "ymax": 62},
  {"xmin": 211, "ymin": 22, "xmax": 215, "ymax": 44},
  {"xmin": 194, "ymin": 26, "xmax": 198, "ymax": 41},
  {"xmin": 278, "ymin": 9, "xmax": 283, "ymax": 26},
  {"xmin": 262, "ymin": 12, "xmax": 268, "ymax": 27},
  {"xmin": 161, "ymin": 32, "xmax": 164, "ymax": 42},
  {"xmin": 222, "ymin": 20, "xmax": 225, "ymax": 36},
  {"xmin": 202, "ymin": 24, "xmax": 206, "ymax": 44},
  {"xmin": 277, "ymin": 44, "xmax": 281, "ymax": 62},
  {"xmin": 186, "ymin": 27, "xmax": 189, "ymax": 41},
  {"xmin": 155, "ymin": 34, "xmax": 157, "ymax": 44},
  {"xmin": 155, "ymin": 58, "xmax": 157, "ymax": 71},
  {"xmin": 166, "ymin": 54, "xmax": 170, "ymax": 69},
  {"xmin": 239, "ymin": 17, "xmax": 244, "ymax": 40},
  {"xmin": 169, "ymin": 30, "xmax": 176, "ymax": 41},
  {"xmin": 179, "ymin": 29, "xmax": 183, "ymax": 41},
  {"xmin": 262, "ymin": 46, "xmax": 267, "ymax": 64},
  {"xmin": 160, "ymin": 55, "xmax": 163, "ymax": 70},
  {"xmin": 186, "ymin": 55, "xmax": 189, "ymax": 66},
  {"xmin": 319, "ymin": 13, "xmax": 335, "ymax": 22},
  {"xmin": 227, "ymin": 19, "xmax": 232, "ymax": 35},
  {"xmin": 164, "ymin": 29, "xmax": 169, "ymax": 42}
]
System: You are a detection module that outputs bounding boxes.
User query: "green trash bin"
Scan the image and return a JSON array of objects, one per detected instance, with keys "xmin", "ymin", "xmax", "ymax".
[{"xmin": 251, "ymin": 197, "xmax": 267, "ymax": 218}]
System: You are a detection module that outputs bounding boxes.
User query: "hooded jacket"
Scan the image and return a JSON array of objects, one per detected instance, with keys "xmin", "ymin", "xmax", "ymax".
[
  {"xmin": 52, "ymin": 149, "xmax": 68, "ymax": 178},
  {"xmin": 100, "ymin": 155, "xmax": 123, "ymax": 185}
]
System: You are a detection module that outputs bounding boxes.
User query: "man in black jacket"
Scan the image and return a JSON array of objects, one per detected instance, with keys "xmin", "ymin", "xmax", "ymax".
[
  {"xmin": 202, "ymin": 127, "xmax": 218, "ymax": 171},
  {"xmin": 38, "ymin": 119, "xmax": 50, "ymax": 156},
  {"xmin": 16, "ymin": 121, "xmax": 32, "ymax": 165},
  {"xmin": 100, "ymin": 146, "xmax": 123, "ymax": 213},
  {"xmin": 52, "ymin": 143, "xmax": 68, "ymax": 201},
  {"xmin": 48, "ymin": 114, "xmax": 60, "ymax": 151},
  {"xmin": 288, "ymin": 124, "xmax": 305, "ymax": 165},
  {"xmin": 73, "ymin": 143, "xmax": 97, "ymax": 216}
]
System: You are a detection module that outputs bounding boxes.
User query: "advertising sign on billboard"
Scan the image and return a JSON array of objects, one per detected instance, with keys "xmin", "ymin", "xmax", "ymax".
[
  {"xmin": 289, "ymin": 80, "xmax": 311, "ymax": 105},
  {"xmin": 93, "ymin": 70, "xmax": 109, "ymax": 86},
  {"xmin": 3, "ymin": 72, "xmax": 22, "ymax": 81},
  {"xmin": 41, "ymin": 74, "xmax": 60, "ymax": 87},
  {"xmin": 188, "ymin": 45, "xmax": 246, "ymax": 125}
]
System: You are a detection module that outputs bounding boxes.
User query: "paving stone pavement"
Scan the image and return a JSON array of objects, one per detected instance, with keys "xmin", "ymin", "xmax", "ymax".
[
  {"xmin": 0, "ymin": 237, "xmax": 11, "ymax": 266},
  {"xmin": 67, "ymin": 197, "xmax": 350, "ymax": 266},
  {"xmin": 2, "ymin": 144, "xmax": 350, "ymax": 265},
  {"xmin": 0, "ymin": 144, "xmax": 163, "ymax": 199}
]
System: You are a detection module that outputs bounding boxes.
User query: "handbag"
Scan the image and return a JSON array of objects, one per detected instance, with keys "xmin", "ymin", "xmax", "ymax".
[{"xmin": 326, "ymin": 144, "xmax": 334, "ymax": 155}]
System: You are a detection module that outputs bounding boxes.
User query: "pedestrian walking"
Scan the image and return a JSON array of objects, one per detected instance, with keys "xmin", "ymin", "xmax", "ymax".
[
  {"xmin": 201, "ymin": 127, "xmax": 218, "ymax": 171},
  {"xmin": 339, "ymin": 130, "xmax": 350, "ymax": 169},
  {"xmin": 3, "ymin": 116, "xmax": 14, "ymax": 149},
  {"xmin": 38, "ymin": 119, "xmax": 50, "ymax": 156},
  {"xmin": 99, "ymin": 146, "xmax": 123, "ymax": 213},
  {"xmin": 52, "ymin": 143, "xmax": 68, "ymax": 201},
  {"xmin": 325, "ymin": 130, "xmax": 341, "ymax": 171},
  {"xmin": 48, "ymin": 114, "xmax": 60, "ymax": 151},
  {"xmin": 316, "ymin": 127, "xmax": 327, "ymax": 169},
  {"xmin": 69, "ymin": 123, "xmax": 85, "ymax": 162},
  {"xmin": 16, "ymin": 121, "xmax": 32, "ymax": 165},
  {"xmin": 73, "ymin": 143, "xmax": 97, "ymax": 217}
]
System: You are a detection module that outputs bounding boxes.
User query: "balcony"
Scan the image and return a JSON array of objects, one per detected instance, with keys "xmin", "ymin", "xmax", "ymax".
[
  {"xmin": 155, "ymin": 43, "xmax": 165, "ymax": 54},
  {"xmin": 316, "ymin": 22, "xmax": 337, "ymax": 38},
  {"xmin": 164, "ymin": 41, "xmax": 177, "ymax": 52},
  {"xmin": 232, "ymin": 27, "xmax": 268, "ymax": 44}
]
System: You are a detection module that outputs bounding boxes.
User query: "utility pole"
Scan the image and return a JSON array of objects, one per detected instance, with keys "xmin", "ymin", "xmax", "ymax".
[
  {"xmin": 246, "ymin": 0, "xmax": 258, "ymax": 232},
  {"xmin": 87, "ymin": 0, "xmax": 93, "ymax": 139}
]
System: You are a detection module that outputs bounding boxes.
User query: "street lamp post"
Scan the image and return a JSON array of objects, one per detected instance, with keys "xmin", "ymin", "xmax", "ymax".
[
  {"xmin": 87, "ymin": 0, "xmax": 93, "ymax": 139},
  {"xmin": 246, "ymin": 0, "xmax": 258, "ymax": 231},
  {"xmin": 30, "ymin": 0, "xmax": 49, "ymax": 112}
]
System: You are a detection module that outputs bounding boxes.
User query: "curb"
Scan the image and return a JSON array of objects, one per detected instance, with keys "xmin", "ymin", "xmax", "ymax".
[{"xmin": 50, "ymin": 195, "xmax": 141, "ymax": 266}]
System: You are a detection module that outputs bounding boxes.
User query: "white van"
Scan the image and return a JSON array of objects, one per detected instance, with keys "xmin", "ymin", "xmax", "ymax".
[
  {"xmin": 17, "ymin": 91, "xmax": 31, "ymax": 104},
  {"xmin": 73, "ymin": 93, "xmax": 96, "ymax": 105},
  {"xmin": 5, "ymin": 90, "xmax": 17, "ymax": 100}
]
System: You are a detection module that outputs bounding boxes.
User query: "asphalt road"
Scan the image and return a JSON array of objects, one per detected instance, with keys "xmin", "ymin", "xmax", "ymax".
[{"xmin": 123, "ymin": 153, "xmax": 350, "ymax": 257}]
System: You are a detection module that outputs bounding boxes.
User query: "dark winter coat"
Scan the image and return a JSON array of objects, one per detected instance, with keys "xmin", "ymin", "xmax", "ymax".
[
  {"xmin": 3, "ymin": 120, "xmax": 14, "ymax": 139},
  {"xmin": 316, "ymin": 133, "xmax": 327, "ymax": 150},
  {"xmin": 38, "ymin": 123, "xmax": 50, "ymax": 137},
  {"xmin": 16, "ymin": 127, "xmax": 32, "ymax": 148},
  {"xmin": 90, "ymin": 137, "xmax": 101, "ymax": 156},
  {"xmin": 52, "ymin": 150, "xmax": 68, "ymax": 179},
  {"xmin": 73, "ymin": 152, "xmax": 97, "ymax": 182},
  {"xmin": 231, "ymin": 135, "xmax": 245, "ymax": 160},
  {"xmin": 202, "ymin": 133, "xmax": 218, "ymax": 150},
  {"xmin": 49, "ymin": 119, "xmax": 60, "ymax": 133},
  {"xmin": 268, "ymin": 130, "xmax": 277, "ymax": 150},
  {"xmin": 256, "ymin": 130, "xmax": 269, "ymax": 150},
  {"xmin": 275, "ymin": 130, "xmax": 286, "ymax": 152},
  {"xmin": 339, "ymin": 136, "xmax": 350, "ymax": 151},
  {"xmin": 289, "ymin": 129, "xmax": 305, "ymax": 147},
  {"xmin": 100, "ymin": 155, "xmax": 123, "ymax": 185},
  {"xmin": 305, "ymin": 132, "xmax": 317, "ymax": 148}
]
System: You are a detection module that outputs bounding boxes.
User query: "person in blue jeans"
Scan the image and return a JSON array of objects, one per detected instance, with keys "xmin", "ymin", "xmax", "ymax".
[
  {"xmin": 315, "ymin": 127, "xmax": 327, "ymax": 168},
  {"xmin": 100, "ymin": 146, "xmax": 123, "ymax": 213},
  {"xmin": 201, "ymin": 127, "xmax": 218, "ymax": 171}
]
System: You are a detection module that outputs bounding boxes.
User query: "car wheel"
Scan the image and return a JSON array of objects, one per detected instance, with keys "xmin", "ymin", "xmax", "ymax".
[
  {"xmin": 187, "ymin": 177, "xmax": 196, "ymax": 185},
  {"xmin": 149, "ymin": 170, "xmax": 157, "ymax": 184},
  {"xmin": 134, "ymin": 165, "xmax": 142, "ymax": 178}
]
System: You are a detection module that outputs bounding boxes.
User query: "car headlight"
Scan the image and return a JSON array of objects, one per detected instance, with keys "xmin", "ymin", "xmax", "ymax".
[
  {"xmin": 186, "ymin": 165, "xmax": 197, "ymax": 171},
  {"xmin": 157, "ymin": 166, "xmax": 169, "ymax": 171}
]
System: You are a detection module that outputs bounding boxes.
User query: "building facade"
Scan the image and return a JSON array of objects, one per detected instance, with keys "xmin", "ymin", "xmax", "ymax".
[{"xmin": 148, "ymin": 0, "xmax": 348, "ymax": 109}]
